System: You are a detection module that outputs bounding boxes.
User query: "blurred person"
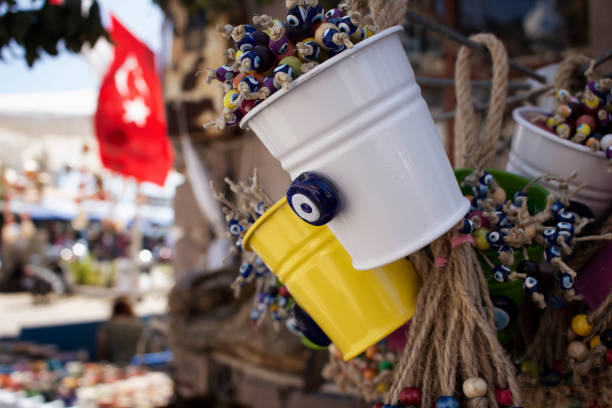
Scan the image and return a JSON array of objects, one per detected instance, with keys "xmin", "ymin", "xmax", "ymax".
[{"xmin": 97, "ymin": 296, "xmax": 145, "ymax": 364}]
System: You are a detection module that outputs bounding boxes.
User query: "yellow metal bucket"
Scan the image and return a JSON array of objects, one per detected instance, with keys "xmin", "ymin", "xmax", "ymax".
[{"xmin": 242, "ymin": 198, "xmax": 421, "ymax": 360}]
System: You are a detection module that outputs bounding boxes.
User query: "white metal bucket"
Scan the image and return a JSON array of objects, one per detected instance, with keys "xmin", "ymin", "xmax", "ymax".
[
  {"xmin": 507, "ymin": 107, "xmax": 612, "ymax": 218},
  {"xmin": 241, "ymin": 26, "xmax": 469, "ymax": 270}
]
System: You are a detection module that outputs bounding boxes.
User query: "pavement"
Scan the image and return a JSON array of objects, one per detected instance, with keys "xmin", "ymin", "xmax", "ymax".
[{"xmin": 0, "ymin": 292, "xmax": 167, "ymax": 338}]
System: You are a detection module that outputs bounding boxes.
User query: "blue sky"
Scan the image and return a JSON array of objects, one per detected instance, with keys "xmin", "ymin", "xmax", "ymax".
[{"xmin": 0, "ymin": 0, "xmax": 164, "ymax": 94}]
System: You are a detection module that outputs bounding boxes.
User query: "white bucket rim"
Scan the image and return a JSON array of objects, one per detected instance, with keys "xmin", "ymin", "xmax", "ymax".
[
  {"xmin": 512, "ymin": 106, "xmax": 606, "ymax": 160},
  {"xmin": 240, "ymin": 25, "xmax": 405, "ymax": 129}
]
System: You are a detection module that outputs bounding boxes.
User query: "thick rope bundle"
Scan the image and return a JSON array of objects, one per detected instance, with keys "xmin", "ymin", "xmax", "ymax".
[
  {"xmin": 552, "ymin": 54, "xmax": 592, "ymax": 92},
  {"xmin": 454, "ymin": 34, "xmax": 509, "ymax": 168},
  {"xmin": 386, "ymin": 229, "xmax": 522, "ymax": 407},
  {"xmin": 367, "ymin": 0, "xmax": 409, "ymax": 30}
]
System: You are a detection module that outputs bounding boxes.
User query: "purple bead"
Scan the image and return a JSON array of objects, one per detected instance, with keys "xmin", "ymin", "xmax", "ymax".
[
  {"xmin": 251, "ymin": 30, "xmax": 270, "ymax": 46},
  {"xmin": 325, "ymin": 8, "xmax": 343, "ymax": 20},
  {"xmin": 269, "ymin": 36, "xmax": 290, "ymax": 56},
  {"xmin": 215, "ymin": 65, "xmax": 236, "ymax": 83},
  {"xmin": 606, "ymin": 146, "xmax": 612, "ymax": 159},
  {"xmin": 225, "ymin": 108, "xmax": 244, "ymax": 127},
  {"xmin": 262, "ymin": 76, "xmax": 278, "ymax": 94}
]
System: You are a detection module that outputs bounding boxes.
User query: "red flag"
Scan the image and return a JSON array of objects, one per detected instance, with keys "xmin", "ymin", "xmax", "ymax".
[{"xmin": 94, "ymin": 16, "xmax": 173, "ymax": 186}]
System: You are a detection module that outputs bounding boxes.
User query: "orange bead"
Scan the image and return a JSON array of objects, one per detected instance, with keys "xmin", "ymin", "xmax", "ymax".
[
  {"xmin": 365, "ymin": 346, "xmax": 378, "ymax": 359},
  {"xmin": 363, "ymin": 368, "xmax": 378, "ymax": 380}
]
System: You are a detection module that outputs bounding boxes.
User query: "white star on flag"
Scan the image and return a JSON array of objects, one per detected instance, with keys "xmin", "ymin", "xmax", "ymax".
[{"xmin": 122, "ymin": 97, "xmax": 150, "ymax": 127}]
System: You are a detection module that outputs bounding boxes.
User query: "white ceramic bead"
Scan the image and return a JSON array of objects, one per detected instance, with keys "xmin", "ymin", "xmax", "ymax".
[
  {"xmin": 601, "ymin": 134, "xmax": 612, "ymax": 152},
  {"xmin": 567, "ymin": 341, "xmax": 588, "ymax": 361},
  {"xmin": 462, "ymin": 376, "xmax": 488, "ymax": 398}
]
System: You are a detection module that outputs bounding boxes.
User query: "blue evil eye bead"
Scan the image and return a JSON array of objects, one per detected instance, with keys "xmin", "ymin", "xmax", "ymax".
[
  {"xmin": 556, "ymin": 209, "xmax": 575, "ymax": 224},
  {"xmin": 305, "ymin": 4, "xmax": 324, "ymax": 24},
  {"xmin": 240, "ymin": 76, "xmax": 260, "ymax": 93},
  {"xmin": 285, "ymin": 317, "xmax": 303, "ymax": 337},
  {"xmin": 498, "ymin": 245, "xmax": 513, "ymax": 255},
  {"xmin": 492, "ymin": 295, "xmax": 518, "ymax": 331},
  {"xmin": 479, "ymin": 171, "xmax": 495, "ymax": 186},
  {"xmin": 255, "ymin": 201, "xmax": 267, "ymax": 216},
  {"xmin": 513, "ymin": 191, "xmax": 528, "ymax": 207},
  {"xmin": 299, "ymin": 38, "xmax": 321, "ymax": 61},
  {"xmin": 459, "ymin": 219, "xmax": 474, "ymax": 235},
  {"xmin": 542, "ymin": 227, "xmax": 559, "ymax": 246},
  {"xmin": 551, "ymin": 200, "xmax": 565, "ymax": 214},
  {"xmin": 338, "ymin": 15, "xmax": 359, "ymax": 35},
  {"xmin": 325, "ymin": 16, "xmax": 341, "ymax": 26},
  {"xmin": 236, "ymin": 34, "xmax": 257, "ymax": 52},
  {"xmin": 287, "ymin": 5, "xmax": 307, "ymax": 28},
  {"xmin": 487, "ymin": 230, "xmax": 505, "ymax": 248},
  {"xmin": 265, "ymin": 294, "xmax": 276, "ymax": 305},
  {"xmin": 250, "ymin": 309, "xmax": 260, "ymax": 321},
  {"xmin": 557, "ymin": 271, "xmax": 574, "ymax": 291},
  {"xmin": 239, "ymin": 262, "xmax": 253, "ymax": 278},
  {"xmin": 523, "ymin": 276, "xmax": 539, "ymax": 294},
  {"xmin": 278, "ymin": 296, "xmax": 288, "ymax": 308},
  {"xmin": 292, "ymin": 303, "xmax": 331, "ymax": 347},
  {"xmin": 325, "ymin": 8, "xmax": 343, "ymax": 20},
  {"xmin": 474, "ymin": 183, "xmax": 489, "ymax": 198},
  {"xmin": 436, "ymin": 396, "xmax": 460, "ymax": 408},
  {"xmin": 545, "ymin": 245, "xmax": 562, "ymax": 262},
  {"xmin": 287, "ymin": 172, "xmax": 339, "ymax": 226},
  {"xmin": 215, "ymin": 65, "xmax": 237, "ymax": 83},
  {"xmin": 492, "ymin": 265, "xmax": 512, "ymax": 283},
  {"xmin": 321, "ymin": 27, "xmax": 345, "ymax": 52},
  {"xmin": 557, "ymin": 221, "xmax": 574, "ymax": 236},
  {"xmin": 240, "ymin": 50, "xmax": 261, "ymax": 71},
  {"xmin": 227, "ymin": 219, "xmax": 243, "ymax": 236},
  {"xmin": 235, "ymin": 237, "xmax": 243, "ymax": 251}
]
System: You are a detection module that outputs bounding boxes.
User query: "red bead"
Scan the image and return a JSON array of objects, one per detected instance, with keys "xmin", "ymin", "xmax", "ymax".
[
  {"xmin": 552, "ymin": 360, "xmax": 564, "ymax": 374},
  {"xmin": 399, "ymin": 386, "xmax": 422, "ymax": 406},
  {"xmin": 576, "ymin": 114, "xmax": 596, "ymax": 130},
  {"xmin": 373, "ymin": 403, "xmax": 383, "ymax": 408},
  {"xmin": 279, "ymin": 285, "xmax": 290, "ymax": 297},
  {"xmin": 606, "ymin": 349, "xmax": 612, "ymax": 366},
  {"xmin": 495, "ymin": 388, "xmax": 513, "ymax": 406}
]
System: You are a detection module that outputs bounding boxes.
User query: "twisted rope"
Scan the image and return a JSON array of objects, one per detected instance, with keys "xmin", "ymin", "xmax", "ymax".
[
  {"xmin": 454, "ymin": 33, "xmax": 509, "ymax": 168},
  {"xmin": 368, "ymin": 0, "xmax": 409, "ymax": 30}
]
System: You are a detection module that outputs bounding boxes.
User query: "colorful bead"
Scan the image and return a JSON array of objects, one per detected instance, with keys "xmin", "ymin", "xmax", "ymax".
[
  {"xmin": 365, "ymin": 345, "xmax": 379, "ymax": 359},
  {"xmin": 487, "ymin": 230, "xmax": 506, "ymax": 248},
  {"xmin": 589, "ymin": 335, "xmax": 601, "ymax": 349},
  {"xmin": 473, "ymin": 228, "xmax": 491, "ymax": 250},
  {"xmin": 606, "ymin": 349, "xmax": 612, "ymax": 366},
  {"xmin": 378, "ymin": 361, "xmax": 393, "ymax": 371},
  {"xmin": 523, "ymin": 276, "xmax": 539, "ymax": 294},
  {"xmin": 517, "ymin": 260, "xmax": 540, "ymax": 276},
  {"xmin": 556, "ymin": 272, "xmax": 574, "ymax": 291},
  {"xmin": 436, "ymin": 396, "xmax": 459, "ymax": 408},
  {"xmin": 545, "ymin": 245, "xmax": 562, "ymax": 262},
  {"xmin": 492, "ymin": 265, "xmax": 512, "ymax": 283},
  {"xmin": 520, "ymin": 360, "xmax": 540, "ymax": 377},
  {"xmin": 372, "ymin": 403, "xmax": 383, "ymax": 408},
  {"xmin": 223, "ymin": 89, "xmax": 242, "ymax": 110},
  {"xmin": 462, "ymin": 377, "xmax": 487, "ymax": 398},
  {"xmin": 495, "ymin": 388, "xmax": 513, "ymax": 406},
  {"xmin": 399, "ymin": 386, "xmax": 422, "ymax": 406},
  {"xmin": 606, "ymin": 146, "xmax": 612, "ymax": 160},
  {"xmin": 571, "ymin": 314, "xmax": 593, "ymax": 337},
  {"xmin": 363, "ymin": 368, "xmax": 378, "ymax": 380},
  {"xmin": 600, "ymin": 329, "xmax": 612, "ymax": 348},
  {"xmin": 601, "ymin": 134, "xmax": 612, "ymax": 151},
  {"xmin": 539, "ymin": 369, "xmax": 562, "ymax": 387},
  {"xmin": 459, "ymin": 219, "xmax": 474, "ymax": 234},
  {"xmin": 567, "ymin": 341, "xmax": 588, "ymax": 361},
  {"xmin": 325, "ymin": 8, "xmax": 343, "ymax": 20},
  {"xmin": 278, "ymin": 56, "xmax": 303, "ymax": 77},
  {"xmin": 376, "ymin": 383, "xmax": 389, "ymax": 394}
]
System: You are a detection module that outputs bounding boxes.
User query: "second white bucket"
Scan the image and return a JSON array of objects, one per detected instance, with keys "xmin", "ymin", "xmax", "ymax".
[{"xmin": 241, "ymin": 26, "xmax": 469, "ymax": 270}]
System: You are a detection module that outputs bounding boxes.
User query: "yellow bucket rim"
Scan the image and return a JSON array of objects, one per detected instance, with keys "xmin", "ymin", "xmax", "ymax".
[{"xmin": 242, "ymin": 196, "xmax": 289, "ymax": 253}]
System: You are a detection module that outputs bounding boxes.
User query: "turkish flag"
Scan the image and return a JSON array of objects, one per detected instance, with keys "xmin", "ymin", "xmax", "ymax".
[{"xmin": 94, "ymin": 16, "xmax": 173, "ymax": 186}]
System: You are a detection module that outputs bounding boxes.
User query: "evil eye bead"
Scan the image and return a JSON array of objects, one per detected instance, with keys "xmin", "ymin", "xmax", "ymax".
[
  {"xmin": 299, "ymin": 37, "xmax": 321, "ymax": 61},
  {"xmin": 235, "ymin": 237, "xmax": 243, "ymax": 251},
  {"xmin": 216, "ymin": 65, "xmax": 237, "ymax": 83},
  {"xmin": 556, "ymin": 208, "xmax": 575, "ymax": 224},
  {"xmin": 255, "ymin": 201, "xmax": 267, "ymax": 216},
  {"xmin": 287, "ymin": 172, "xmax": 339, "ymax": 226},
  {"xmin": 551, "ymin": 200, "xmax": 565, "ymax": 214},
  {"xmin": 459, "ymin": 219, "xmax": 474, "ymax": 235},
  {"xmin": 292, "ymin": 303, "xmax": 331, "ymax": 347},
  {"xmin": 492, "ymin": 295, "xmax": 518, "ymax": 331},
  {"xmin": 249, "ymin": 309, "xmax": 260, "ymax": 321},
  {"xmin": 338, "ymin": 15, "xmax": 358, "ymax": 35},
  {"xmin": 262, "ymin": 76, "xmax": 278, "ymax": 95},
  {"xmin": 236, "ymin": 34, "xmax": 257, "ymax": 52},
  {"xmin": 556, "ymin": 89, "xmax": 569, "ymax": 100},
  {"xmin": 479, "ymin": 171, "xmax": 495, "ymax": 186},
  {"xmin": 557, "ymin": 221, "xmax": 574, "ymax": 236},
  {"xmin": 325, "ymin": 8, "xmax": 343, "ymax": 20},
  {"xmin": 513, "ymin": 191, "xmax": 528, "ymax": 207},
  {"xmin": 240, "ymin": 76, "xmax": 260, "ymax": 93},
  {"xmin": 270, "ymin": 37, "xmax": 290, "ymax": 55},
  {"xmin": 287, "ymin": 5, "xmax": 306, "ymax": 28},
  {"xmin": 285, "ymin": 317, "xmax": 303, "ymax": 336},
  {"xmin": 250, "ymin": 30, "xmax": 270, "ymax": 46},
  {"xmin": 542, "ymin": 227, "xmax": 558, "ymax": 246},
  {"xmin": 487, "ymin": 230, "xmax": 505, "ymax": 247},
  {"xmin": 523, "ymin": 276, "xmax": 539, "ymax": 294},
  {"xmin": 224, "ymin": 108, "xmax": 244, "ymax": 127},
  {"xmin": 239, "ymin": 262, "xmax": 253, "ymax": 278},
  {"xmin": 223, "ymin": 90, "xmax": 242, "ymax": 110},
  {"xmin": 545, "ymin": 245, "xmax": 562, "ymax": 262},
  {"xmin": 576, "ymin": 123, "xmax": 591, "ymax": 137},
  {"xmin": 227, "ymin": 219, "xmax": 243, "ymax": 236},
  {"xmin": 556, "ymin": 271, "xmax": 575, "ymax": 291},
  {"xmin": 492, "ymin": 265, "xmax": 512, "ymax": 283},
  {"xmin": 475, "ymin": 183, "xmax": 489, "ymax": 198},
  {"xmin": 305, "ymin": 4, "xmax": 324, "ymax": 24},
  {"xmin": 240, "ymin": 50, "xmax": 261, "ymax": 70}
]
